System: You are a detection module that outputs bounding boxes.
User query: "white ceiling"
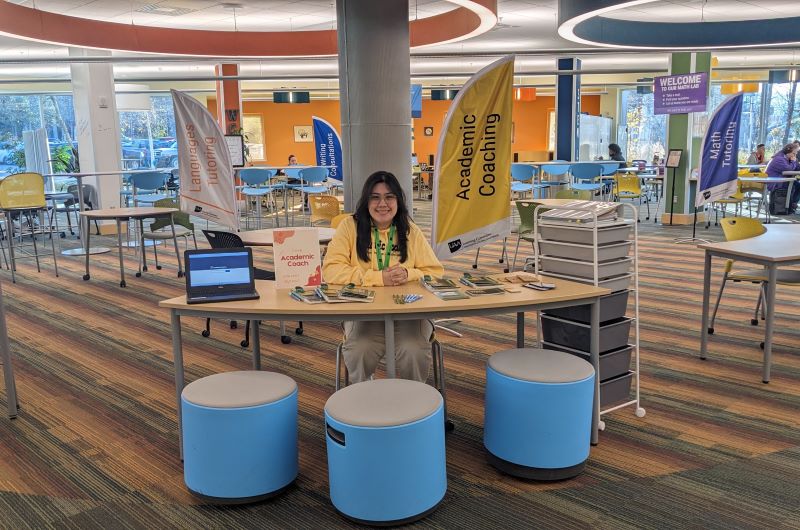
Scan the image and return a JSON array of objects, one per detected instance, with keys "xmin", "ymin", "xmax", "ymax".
[{"xmin": 0, "ymin": 0, "xmax": 797, "ymax": 82}]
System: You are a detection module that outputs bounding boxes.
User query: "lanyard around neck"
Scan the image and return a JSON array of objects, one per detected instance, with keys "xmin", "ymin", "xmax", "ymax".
[{"xmin": 373, "ymin": 225, "xmax": 395, "ymax": 271}]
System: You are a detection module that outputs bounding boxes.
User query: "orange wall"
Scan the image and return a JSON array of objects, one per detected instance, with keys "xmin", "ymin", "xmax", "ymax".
[
  {"xmin": 412, "ymin": 95, "xmax": 601, "ymax": 165},
  {"xmin": 208, "ymin": 95, "xmax": 600, "ymax": 165}
]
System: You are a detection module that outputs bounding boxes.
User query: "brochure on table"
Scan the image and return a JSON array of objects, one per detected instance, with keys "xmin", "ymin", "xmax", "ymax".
[{"xmin": 273, "ymin": 228, "xmax": 322, "ymax": 289}]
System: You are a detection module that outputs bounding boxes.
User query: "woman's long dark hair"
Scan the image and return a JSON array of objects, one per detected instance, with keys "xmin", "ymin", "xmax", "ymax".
[{"xmin": 353, "ymin": 171, "xmax": 410, "ymax": 264}]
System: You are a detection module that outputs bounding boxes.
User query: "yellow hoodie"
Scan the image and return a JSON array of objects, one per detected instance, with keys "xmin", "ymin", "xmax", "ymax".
[{"xmin": 322, "ymin": 216, "xmax": 444, "ymax": 287}]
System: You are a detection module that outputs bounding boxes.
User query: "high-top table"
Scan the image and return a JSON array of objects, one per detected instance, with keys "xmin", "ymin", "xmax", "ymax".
[
  {"xmin": 160, "ymin": 277, "xmax": 609, "ymax": 456},
  {"xmin": 80, "ymin": 207, "xmax": 180, "ymax": 287},
  {"xmin": 698, "ymin": 224, "xmax": 800, "ymax": 382},
  {"xmin": 43, "ymin": 169, "xmax": 170, "ymax": 256}
]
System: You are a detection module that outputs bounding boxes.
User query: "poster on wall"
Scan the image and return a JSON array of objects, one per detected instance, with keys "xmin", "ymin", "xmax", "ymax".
[{"xmin": 653, "ymin": 72, "xmax": 709, "ymax": 115}]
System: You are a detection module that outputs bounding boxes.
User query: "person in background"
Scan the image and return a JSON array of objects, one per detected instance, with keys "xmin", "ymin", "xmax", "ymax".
[
  {"xmin": 765, "ymin": 142, "xmax": 800, "ymax": 214},
  {"xmin": 323, "ymin": 171, "xmax": 444, "ymax": 383},
  {"xmin": 747, "ymin": 144, "xmax": 765, "ymax": 165},
  {"xmin": 277, "ymin": 154, "xmax": 302, "ymax": 185},
  {"xmin": 651, "ymin": 154, "xmax": 660, "ymax": 166},
  {"xmin": 608, "ymin": 143, "xmax": 625, "ymax": 163}
]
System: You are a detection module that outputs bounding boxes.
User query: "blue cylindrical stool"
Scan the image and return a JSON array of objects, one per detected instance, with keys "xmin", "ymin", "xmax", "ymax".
[
  {"xmin": 484, "ymin": 348, "xmax": 595, "ymax": 480},
  {"xmin": 181, "ymin": 371, "xmax": 298, "ymax": 502},
  {"xmin": 325, "ymin": 379, "xmax": 446, "ymax": 525}
]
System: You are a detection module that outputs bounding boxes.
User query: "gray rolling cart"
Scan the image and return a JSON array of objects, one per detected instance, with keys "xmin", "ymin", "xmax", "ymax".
[{"xmin": 532, "ymin": 202, "xmax": 645, "ymax": 432}]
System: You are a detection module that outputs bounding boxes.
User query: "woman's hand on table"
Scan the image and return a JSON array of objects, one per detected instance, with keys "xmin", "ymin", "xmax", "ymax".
[{"xmin": 383, "ymin": 266, "xmax": 409, "ymax": 286}]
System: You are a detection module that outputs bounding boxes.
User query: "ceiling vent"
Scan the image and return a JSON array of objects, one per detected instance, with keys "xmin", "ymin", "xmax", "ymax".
[{"xmin": 136, "ymin": 4, "xmax": 196, "ymax": 16}]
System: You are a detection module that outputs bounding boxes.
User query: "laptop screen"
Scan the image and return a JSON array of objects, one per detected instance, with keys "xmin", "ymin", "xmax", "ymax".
[{"xmin": 187, "ymin": 250, "xmax": 252, "ymax": 288}]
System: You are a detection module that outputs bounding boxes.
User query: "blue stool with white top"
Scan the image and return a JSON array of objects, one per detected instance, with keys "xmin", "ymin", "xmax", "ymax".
[
  {"xmin": 484, "ymin": 348, "xmax": 595, "ymax": 480},
  {"xmin": 324, "ymin": 378, "xmax": 446, "ymax": 525},
  {"xmin": 181, "ymin": 371, "xmax": 298, "ymax": 502}
]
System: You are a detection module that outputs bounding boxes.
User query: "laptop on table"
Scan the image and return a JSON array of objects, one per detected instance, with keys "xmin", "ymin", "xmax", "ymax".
[{"xmin": 184, "ymin": 248, "xmax": 261, "ymax": 304}]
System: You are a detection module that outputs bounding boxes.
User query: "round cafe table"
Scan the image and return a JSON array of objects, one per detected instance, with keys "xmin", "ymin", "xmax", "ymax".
[{"xmin": 80, "ymin": 207, "xmax": 180, "ymax": 287}]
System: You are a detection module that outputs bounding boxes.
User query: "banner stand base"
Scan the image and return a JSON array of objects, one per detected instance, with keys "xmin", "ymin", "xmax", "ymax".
[{"xmin": 673, "ymin": 208, "xmax": 711, "ymax": 245}]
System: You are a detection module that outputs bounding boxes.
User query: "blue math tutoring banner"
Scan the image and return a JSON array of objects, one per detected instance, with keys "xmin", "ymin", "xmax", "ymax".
[
  {"xmin": 312, "ymin": 116, "xmax": 342, "ymax": 182},
  {"xmin": 696, "ymin": 93, "xmax": 743, "ymax": 207}
]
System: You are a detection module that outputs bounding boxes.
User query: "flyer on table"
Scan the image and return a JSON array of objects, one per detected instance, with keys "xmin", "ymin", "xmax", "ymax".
[{"xmin": 273, "ymin": 228, "xmax": 322, "ymax": 289}]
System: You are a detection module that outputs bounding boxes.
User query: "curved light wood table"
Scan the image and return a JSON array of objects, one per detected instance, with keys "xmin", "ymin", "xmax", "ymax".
[
  {"xmin": 239, "ymin": 227, "xmax": 336, "ymax": 246},
  {"xmin": 699, "ymin": 224, "xmax": 800, "ymax": 382},
  {"xmin": 80, "ymin": 207, "xmax": 180, "ymax": 287},
  {"xmin": 161, "ymin": 277, "xmax": 609, "ymax": 456}
]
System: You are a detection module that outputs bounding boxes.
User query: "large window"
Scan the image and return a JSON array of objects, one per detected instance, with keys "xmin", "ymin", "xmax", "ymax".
[
  {"xmin": 619, "ymin": 89, "xmax": 667, "ymax": 163},
  {"xmin": 119, "ymin": 94, "xmax": 177, "ymax": 169},
  {"xmin": 0, "ymin": 94, "xmax": 76, "ymax": 181},
  {"xmin": 243, "ymin": 114, "xmax": 265, "ymax": 161}
]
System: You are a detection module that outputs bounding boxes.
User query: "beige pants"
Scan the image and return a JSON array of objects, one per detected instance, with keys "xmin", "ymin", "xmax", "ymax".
[{"xmin": 342, "ymin": 320, "xmax": 433, "ymax": 383}]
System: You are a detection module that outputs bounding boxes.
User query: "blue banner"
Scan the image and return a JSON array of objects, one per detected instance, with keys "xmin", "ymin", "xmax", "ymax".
[
  {"xmin": 696, "ymin": 94, "xmax": 743, "ymax": 207},
  {"xmin": 410, "ymin": 84, "xmax": 422, "ymax": 118},
  {"xmin": 312, "ymin": 116, "xmax": 342, "ymax": 182}
]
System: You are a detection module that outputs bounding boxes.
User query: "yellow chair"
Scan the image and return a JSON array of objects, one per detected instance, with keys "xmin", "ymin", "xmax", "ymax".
[
  {"xmin": 0, "ymin": 172, "xmax": 59, "ymax": 283},
  {"xmin": 308, "ymin": 195, "xmax": 341, "ymax": 226},
  {"xmin": 706, "ymin": 180, "xmax": 745, "ymax": 227},
  {"xmin": 555, "ymin": 188, "xmax": 592, "ymax": 200},
  {"xmin": 614, "ymin": 173, "xmax": 648, "ymax": 221},
  {"xmin": 738, "ymin": 175, "xmax": 766, "ymax": 218},
  {"xmin": 708, "ymin": 217, "xmax": 800, "ymax": 334},
  {"xmin": 330, "ymin": 213, "xmax": 351, "ymax": 229}
]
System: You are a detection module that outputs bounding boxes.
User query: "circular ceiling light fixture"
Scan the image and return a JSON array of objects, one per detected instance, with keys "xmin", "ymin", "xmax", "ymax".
[
  {"xmin": 0, "ymin": 0, "xmax": 497, "ymax": 57},
  {"xmin": 558, "ymin": 0, "xmax": 800, "ymax": 50}
]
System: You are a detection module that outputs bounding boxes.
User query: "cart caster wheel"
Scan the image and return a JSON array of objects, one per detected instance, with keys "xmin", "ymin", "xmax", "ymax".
[
  {"xmin": 635, "ymin": 408, "xmax": 646, "ymax": 418},
  {"xmin": 707, "ymin": 327, "xmax": 714, "ymax": 335},
  {"xmin": 759, "ymin": 341, "xmax": 765, "ymax": 350},
  {"xmin": 83, "ymin": 274, "xmax": 90, "ymax": 281},
  {"xmin": 281, "ymin": 335, "xmax": 292, "ymax": 344},
  {"xmin": 598, "ymin": 420, "xmax": 606, "ymax": 431},
  {"xmin": 156, "ymin": 265, "xmax": 162, "ymax": 270},
  {"xmin": 201, "ymin": 330, "xmax": 210, "ymax": 338},
  {"xmin": 135, "ymin": 272, "xmax": 142, "ymax": 278},
  {"xmin": 120, "ymin": 280, "xmax": 127, "ymax": 288},
  {"xmin": 295, "ymin": 327, "xmax": 303, "ymax": 335},
  {"xmin": 230, "ymin": 322, "xmax": 238, "ymax": 329},
  {"xmin": 241, "ymin": 340, "xmax": 249, "ymax": 348},
  {"xmin": 750, "ymin": 318, "xmax": 758, "ymax": 326},
  {"xmin": 445, "ymin": 419, "xmax": 455, "ymax": 433},
  {"xmin": 177, "ymin": 271, "xmax": 184, "ymax": 278}
]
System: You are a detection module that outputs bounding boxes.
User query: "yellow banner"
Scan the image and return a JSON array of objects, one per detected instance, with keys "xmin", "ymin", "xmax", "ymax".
[{"xmin": 431, "ymin": 55, "xmax": 514, "ymax": 259}]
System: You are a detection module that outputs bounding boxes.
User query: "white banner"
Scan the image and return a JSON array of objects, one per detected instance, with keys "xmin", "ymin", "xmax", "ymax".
[{"xmin": 171, "ymin": 89, "xmax": 238, "ymax": 230}]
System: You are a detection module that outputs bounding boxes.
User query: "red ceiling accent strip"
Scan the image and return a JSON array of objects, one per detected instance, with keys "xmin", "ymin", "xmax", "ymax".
[{"xmin": 0, "ymin": 1, "xmax": 496, "ymax": 57}]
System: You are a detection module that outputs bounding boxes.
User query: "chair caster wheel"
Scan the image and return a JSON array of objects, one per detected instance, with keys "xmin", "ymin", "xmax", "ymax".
[
  {"xmin": 135, "ymin": 272, "xmax": 142, "ymax": 278},
  {"xmin": 444, "ymin": 420, "xmax": 455, "ymax": 433},
  {"xmin": 750, "ymin": 319, "xmax": 758, "ymax": 326},
  {"xmin": 120, "ymin": 280, "xmax": 127, "ymax": 287},
  {"xmin": 759, "ymin": 342, "xmax": 765, "ymax": 349},
  {"xmin": 59, "ymin": 232, "xmax": 66, "ymax": 239},
  {"xmin": 177, "ymin": 271, "xmax": 184, "ymax": 278},
  {"xmin": 230, "ymin": 322, "xmax": 238, "ymax": 329},
  {"xmin": 598, "ymin": 420, "xmax": 606, "ymax": 431},
  {"xmin": 241, "ymin": 340, "xmax": 250, "ymax": 348},
  {"xmin": 83, "ymin": 274, "xmax": 90, "ymax": 281},
  {"xmin": 156, "ymin": 265, "xmax": 162, "ymax": 270},
  {"xmin": 295, "ymin": 327, "xmax": 303, "ymax": 335},
  {"xmin": 499, "ymin": 258, "xmax": 504, "ymax": 264},
  {"xmin": 201, "ymin": 330, "xmax": 210, "ymax": 338},
  {"xmin": 281, "ymin": 335, "xmax": 292, "ymax": 344},
  {"xmin": 635, "ymin": 407, "xmax": 646, "ymax": 418},
  {"xmin": 503, "ymin": 268, "xmax": 509, "ymax": 274},
  {"xmin": 707, "ymin": 327, "xmax": 714, "ymax": 335},
  {"xmin": 472, "ymin": 264, "xmax": 478, "ymax": 269}
]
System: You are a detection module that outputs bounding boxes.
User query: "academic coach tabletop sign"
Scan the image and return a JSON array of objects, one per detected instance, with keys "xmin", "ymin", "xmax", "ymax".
[{"xmin": 653, "ymin": 72, "xmax": 708, "ymax": 115}]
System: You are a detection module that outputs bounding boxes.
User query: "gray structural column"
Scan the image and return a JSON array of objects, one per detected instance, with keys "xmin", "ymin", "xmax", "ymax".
[{"xmin": 337, "ymin": 0, "xmax": 412, "ymax": 212}]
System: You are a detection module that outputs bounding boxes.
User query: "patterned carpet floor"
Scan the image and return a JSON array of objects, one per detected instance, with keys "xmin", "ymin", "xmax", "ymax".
[{"xmin": 0, "ymin": 204, "xmax": 799, "ymax": 529}]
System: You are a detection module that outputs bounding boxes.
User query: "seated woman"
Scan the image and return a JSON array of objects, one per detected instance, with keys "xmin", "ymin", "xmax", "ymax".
[
  {"xmin": 608, "ymin": 143, "xmax": 625, "ymax": 163},
  {"xmin": 276, "ymin": 154, "xmax": 302, "ymax": 185},
  {"xmin": 322, "ymin": 171, "xmax": 444, "ymax": 383},
  {"xmin": 766, "ymin": 143, "xmax": 800, "ymax": 214}
]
